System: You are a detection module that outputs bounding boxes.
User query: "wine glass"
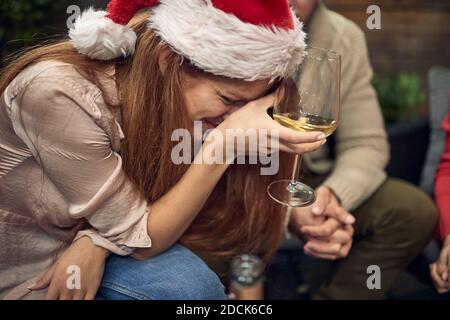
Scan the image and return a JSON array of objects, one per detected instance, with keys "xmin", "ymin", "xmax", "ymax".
[{"xmin": 267, "ymin": 47, "xmax": 341, "ymax": 207}]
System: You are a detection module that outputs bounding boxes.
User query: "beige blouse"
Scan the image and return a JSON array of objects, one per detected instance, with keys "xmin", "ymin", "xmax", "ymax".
[{"xmin": 0, "ymin": 60, "xmax": 152, "ymax": 299}]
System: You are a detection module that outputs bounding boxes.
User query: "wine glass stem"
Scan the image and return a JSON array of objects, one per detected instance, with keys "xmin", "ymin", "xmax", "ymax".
[{"xmin": 290, "ymin": 154, "xmax": 302, "ymax": 184}]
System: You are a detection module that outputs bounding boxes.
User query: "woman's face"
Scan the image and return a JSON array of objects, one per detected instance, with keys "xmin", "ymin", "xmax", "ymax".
[{"xmin": 180, "ymin": 65, "xmax": 277, "ymax": 132}]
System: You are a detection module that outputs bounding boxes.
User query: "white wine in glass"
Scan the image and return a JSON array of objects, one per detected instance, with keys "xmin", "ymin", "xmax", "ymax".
[
  {"xmin": 273, "ymin": 113, "xmax": 338, "ymax": 137},
  {"xmin": 267, "ymin": 47, "xmax": 341, "ymax": 207}
]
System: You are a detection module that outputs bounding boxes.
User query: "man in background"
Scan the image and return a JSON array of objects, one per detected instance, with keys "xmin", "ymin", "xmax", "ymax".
[{"xmin": 288, "ymin": 0, "xmax": 438, "ymax": 299}]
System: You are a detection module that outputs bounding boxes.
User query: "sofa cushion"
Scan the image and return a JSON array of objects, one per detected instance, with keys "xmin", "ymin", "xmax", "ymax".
[{"xmin": 420, "ymin": 67, "xmax": 450, "ymax": 194}]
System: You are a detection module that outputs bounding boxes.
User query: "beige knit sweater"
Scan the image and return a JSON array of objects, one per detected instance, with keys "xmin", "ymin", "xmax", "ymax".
[{"xmin": 302, "ymin": 2, "xmax": 390, "ymax": 210}]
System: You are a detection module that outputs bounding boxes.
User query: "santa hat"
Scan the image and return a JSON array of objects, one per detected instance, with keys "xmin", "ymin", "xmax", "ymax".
[{"xmin": 69, "ymin": 0, "xmax": 307, "ymax": 81}]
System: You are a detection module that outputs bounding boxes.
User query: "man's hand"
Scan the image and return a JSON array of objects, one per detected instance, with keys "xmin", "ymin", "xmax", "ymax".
[
  {"xmin": 28, "ymin": 236, "xmax": 108, "ymax": 300},
  {"xmin": 290, "ymin": 186, "xmax": 355, "ymax": 260},
  {"xmin": 430, "ymin": 235, "xmax": 450, "ymax": 294},
  {"xmin": 303, "ymin": 223, "xmax": 354, "ymax": 260}
]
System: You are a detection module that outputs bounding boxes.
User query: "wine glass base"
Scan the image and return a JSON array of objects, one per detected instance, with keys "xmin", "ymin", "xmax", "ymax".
[{"xmin": 267, "ymin": 179, "xmax": 316, "ymax": 207}]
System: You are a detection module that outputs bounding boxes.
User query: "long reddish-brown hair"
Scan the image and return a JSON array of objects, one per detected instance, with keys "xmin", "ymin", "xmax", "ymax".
[{"xmin": 0, "ymin": 13, "xmax": 294, "ymax": 263}]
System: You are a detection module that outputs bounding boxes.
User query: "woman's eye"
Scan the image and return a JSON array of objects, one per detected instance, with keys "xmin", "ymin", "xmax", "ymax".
[
  {"xmin": 220, "ymin": 95, "xmax": 245, "ymax": 107},
  {"xmin": 220, "ymin": 96, "xmax": 235, "ymax": 105}
]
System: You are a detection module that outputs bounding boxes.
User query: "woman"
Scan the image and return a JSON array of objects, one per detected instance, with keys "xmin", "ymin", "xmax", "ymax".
[
  {"xmin": 0, "ymin": 0, "xmax": 326, "ymax": 299},
  {"xmin": 431, "ymin": 105, "xmax": 450, "ymax": 295}
]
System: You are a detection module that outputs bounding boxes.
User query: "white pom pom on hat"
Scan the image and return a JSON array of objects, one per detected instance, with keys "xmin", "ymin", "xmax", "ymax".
[
  {"xmin": 69, "ymin": 0, "xmax": 307, "ymax": 81},
  {"xmin": 69, "ymin": 8, "xmax": 137, "ymax": 61}
]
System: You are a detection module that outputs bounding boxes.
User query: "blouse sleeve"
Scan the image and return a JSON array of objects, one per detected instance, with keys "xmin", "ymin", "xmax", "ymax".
[
  {"xmin": 9, "ymin": 74, "xmax": 151, "ymax": 255},
  {"xmin": 435, "ymin": 114, "xmax": 450, "ymax": 242}
]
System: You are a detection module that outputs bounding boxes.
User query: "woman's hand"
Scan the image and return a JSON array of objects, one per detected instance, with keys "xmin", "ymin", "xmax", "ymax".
[
  {"xmin": 29, "ymin": 236, "xmax": 108, "ymax": 300},
  {"xmin": 216, "ymin": 92, "xmax": 326, "ymax": 157},
  {"xmin": 430, "ymin": 235, "xmax": 450, "ymax": 294}
]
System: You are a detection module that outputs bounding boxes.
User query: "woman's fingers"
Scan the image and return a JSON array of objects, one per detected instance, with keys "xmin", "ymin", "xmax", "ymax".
[
  {"xmin": 59, "ymin": 292, "xmax": 73, "ymax": 300},
  {"xmin": 430, "ymin": 263, "xmax": 449, "ymax": 292},
  {"xmin": 29, "ymin": 265, "xmax": 55, "ymax": 291},
  {"xmin": 42, "ymin": 272, "xmax": 73, "ymax": 300},
  {"xmin": 47, "ymin": 287, "xmax": 85, "ymax": 300},
  {"xmin": 446, "ymin": 250, "xmax": 450, "ymax": 286},
  {"xmin": 72, "ymin": 290, "xmax": 86, "ymax": 300},
  {"xmin": 45, "ymin": 284, "xmax": 59, "ymax": 300},
  {"xmin": 84, "ymin": 290, "xmax": 97, "ymax": 300},
  {"xmin": 436, "ymin": 248, "xmax": 450, "ymax": 281},
  {"xmin": 49, "ymin": 287, "xmax": 89, "ymax": 300},
  {"xmin": 279, "ymin": 139, "xmax": 326, "ymax": 154},
  {"xmin": 274, "ymin": 124, "xmax": 325, "ymax": 145}
]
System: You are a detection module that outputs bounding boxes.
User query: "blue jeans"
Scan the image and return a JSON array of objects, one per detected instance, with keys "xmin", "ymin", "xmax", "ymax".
[{"xmin": 96, "ymin": 244, "xmax": 227, "ymax": 300}]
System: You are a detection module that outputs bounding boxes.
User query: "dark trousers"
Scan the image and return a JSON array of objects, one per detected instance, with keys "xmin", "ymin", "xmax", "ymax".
[{"xmin": 301, "ymin": 173, "xmax": 438, "ymax": 299}]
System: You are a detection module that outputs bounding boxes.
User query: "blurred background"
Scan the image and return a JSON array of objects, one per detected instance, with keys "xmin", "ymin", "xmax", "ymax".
[
  {"xmin": 1, "ymin": 0, "xmax": 450, "ymax": 299},
  {"xmin": 326, "ymin": 0, "xmax": 450, "ymax": 187}
]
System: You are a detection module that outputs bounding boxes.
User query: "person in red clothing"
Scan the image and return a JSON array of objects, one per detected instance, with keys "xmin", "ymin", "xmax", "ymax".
[{"xmin": 431, "ymin": 108, "xmax": 450, "ymax": 294}]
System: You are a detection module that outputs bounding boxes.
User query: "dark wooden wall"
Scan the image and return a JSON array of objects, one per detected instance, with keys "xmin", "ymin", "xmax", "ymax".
[
  {"xmin": 324, "ymin": 0, "xmax": 450, "ymax": 79},
  {"xmin": 48, "ymin": 0, "xmax": 450, "ymax": 80}
]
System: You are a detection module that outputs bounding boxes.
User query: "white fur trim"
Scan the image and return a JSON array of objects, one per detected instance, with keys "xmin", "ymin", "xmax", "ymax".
[
  {"xmin": 149, "ymin": 0, "xmax": 307, "ymax": 81},
  {"xmin": 69, "ymin": 8, "xmax": 137, "ymax": 60}
]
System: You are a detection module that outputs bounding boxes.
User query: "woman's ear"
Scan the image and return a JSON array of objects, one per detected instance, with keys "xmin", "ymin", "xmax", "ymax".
[{"xmin": 158, "ymin": 47, "xmax": 171, "ymax": 75}]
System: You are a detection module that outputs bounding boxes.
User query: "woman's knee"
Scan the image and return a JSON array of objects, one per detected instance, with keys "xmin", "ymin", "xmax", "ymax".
[{"xmin": 98, "ymin": 244, "xmax": 227, "ymax": 300}]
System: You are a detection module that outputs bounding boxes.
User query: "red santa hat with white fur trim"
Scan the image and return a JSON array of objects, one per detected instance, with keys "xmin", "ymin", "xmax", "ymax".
[{"xmin": 69, "ymin": 0, "xmax": 307, "ymax": 81}]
